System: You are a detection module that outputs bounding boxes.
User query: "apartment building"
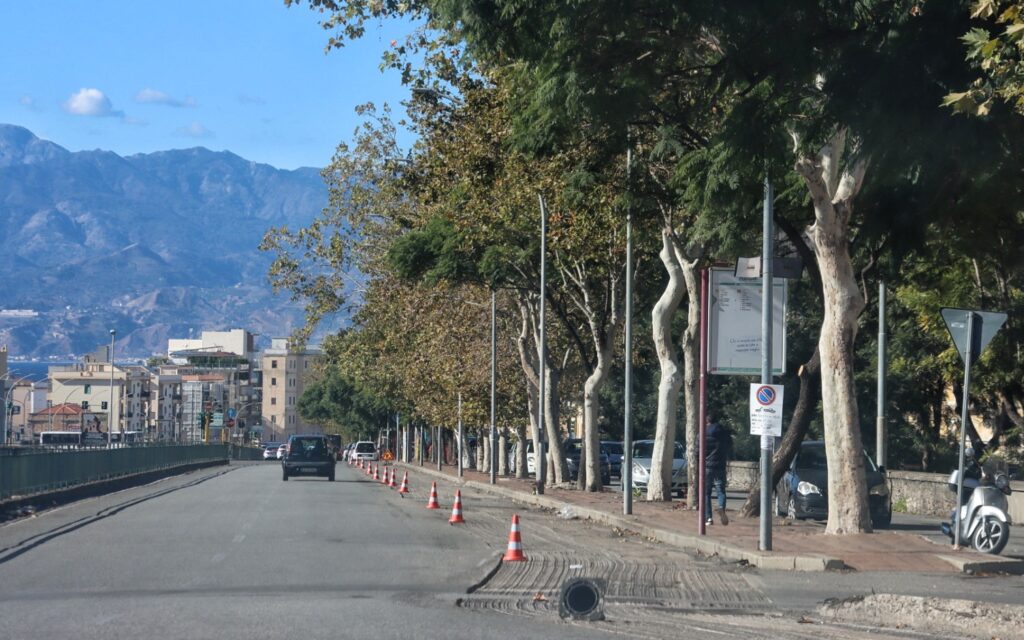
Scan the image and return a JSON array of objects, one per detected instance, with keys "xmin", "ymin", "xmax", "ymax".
[
  {"xmin": 261, "ymin": 338, "xmax": 322, "ymax": 442},
  {"xmin": 48, "ymin": 350, "xmax": 127, "ymax": 438}
]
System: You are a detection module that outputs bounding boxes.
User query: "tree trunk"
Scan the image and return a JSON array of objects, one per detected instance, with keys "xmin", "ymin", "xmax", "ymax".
[
  {"xmin": 582, "ymin": 320, "xmax": 617, "ymax": 492},
  {"xmin": 499, "ymin": 428, "xmax": 509, "ymax": 476},
  {"xmin": 741, "ymin": 349, "xmax": 821, "ymax": 517},
  {"xmin": 679, "ymin": 251, "xmax": 701, "ymax": 508},
  {"xmin": 517, "ymin": 298, "xmax": 544, "ymax": 481},
  {"xmin": 481, "ymin": 428, "xmax": 491, "ymax": 473},
  {"xmin": 544, "ymin": 362, "xmax": 567, "ymax": 485},
  {"xmin": 648, "ymin": 229, "xmax": 687, "ymax": 501},
  {"xmin": 796, "ymin": 130, "xmax": 872, "ymax": 534}
]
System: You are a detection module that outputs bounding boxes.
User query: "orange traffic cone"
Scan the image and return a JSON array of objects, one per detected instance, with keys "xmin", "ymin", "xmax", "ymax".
[
  {"xmin": 426, "ymin": 482, "xmax": 440, "ymax": 509},
  {"xmin": 502, "ymin": 514, "xmax": 527, "ymax": 562},
  {"xmin": 372, "ymin": 464, "xmax": 380, "ymax": 481},
  {"xmin": 449, "ymin": 489, "xmax": 465, "ymax": 524},
  {"xmin": 388, "ymin": 467, "xmax": 397, "ymax": 488},
  {"xmin": 381, "ymin": 465, "xmax": 389, "ymax": 485},
  {"xmin": 398, "ymin": 471, "xmax": 410, "ymax": 495}
]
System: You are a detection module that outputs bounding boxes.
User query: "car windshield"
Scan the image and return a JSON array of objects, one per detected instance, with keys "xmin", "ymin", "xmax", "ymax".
[
  {"xmin": 632, "ymin": 442, "xmax": 684, "ymax": 459},
  {"xmin": 602, "ymin": 443, "xmax": 623, "ymax": 455},
  {"xmin": 797, "ymin": 444, "xmax": 878, "ymax": 472},
  {"xmin": 290, "ymin": 437, "xmax": 328, "ymax": 456},
  {"xmin": 563, "ymin": 440, "xmax": 582, "ymax": 454},
  {"xmin": 356, "ymin": 442, "xmax": 376, "ymax": 453}
]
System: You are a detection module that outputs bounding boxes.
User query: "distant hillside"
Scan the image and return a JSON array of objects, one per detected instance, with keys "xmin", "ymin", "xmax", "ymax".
[{"xmin": 0, "ymin": 124, "xmax": 343, "ymax": 358}]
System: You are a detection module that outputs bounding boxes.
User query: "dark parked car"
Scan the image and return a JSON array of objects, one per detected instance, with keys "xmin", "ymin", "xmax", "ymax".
[
  {"xmin": 775, "ymin": 440, "xmax": 891, "ymax": 528},
  {"xmin": 563, "ymin": 438, "xmax": 612, "ymax": 485},
  {"xmin": 601, "ymin": 441, "xmax": 623, "ymax": 477},
  {"xmin": 282, "ymin": 434, "xmax": 336, "ymax": 482}
]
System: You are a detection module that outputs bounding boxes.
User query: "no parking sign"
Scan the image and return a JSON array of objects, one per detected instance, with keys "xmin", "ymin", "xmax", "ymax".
[{"xmin": 749, "ymin": 384, "xmax": 784, "ymax": 436}]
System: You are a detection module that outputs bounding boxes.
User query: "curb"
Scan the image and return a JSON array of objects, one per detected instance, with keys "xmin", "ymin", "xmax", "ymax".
[
  {"xmin": 937, "ymin": 554, "xmax": 1024, "ymax": 575},
  {"xmin": 398, "ymin": 463, "xmax": 845, "ymax": 573}
]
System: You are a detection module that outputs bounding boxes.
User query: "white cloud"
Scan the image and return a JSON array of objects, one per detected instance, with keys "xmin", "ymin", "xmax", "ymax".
[
  {"xmin": 62, "ymin": 88, "xmax": 124, "ymax": 118},
  {"xmin": 18, "ymin": 95, "xmax": 42, "ymax": 112},
  {"xmin": 175, "ymin": 121, "xmax": 214, "ymax": 139},
  {"xmin": 135, "ymin": 88, "xmax": 196, "ymax": 108}
]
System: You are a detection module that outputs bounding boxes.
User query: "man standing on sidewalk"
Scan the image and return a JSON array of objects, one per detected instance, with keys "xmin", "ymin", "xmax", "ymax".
[{"xmin": 704, "ymin": 417, "xmax": 732, "ymax": 526}]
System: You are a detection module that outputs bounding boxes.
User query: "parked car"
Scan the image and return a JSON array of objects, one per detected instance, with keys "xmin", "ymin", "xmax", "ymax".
[
  {"xmin": 350, "ymin": 441, "xmax": 378, "ymax": 463},
  {"xmin": 601, "ymin": 441, "xmax": 624, "ymax": 477},
  {"xmin": 563, "ymin": 438, "xmax": 612, "ymax": 485},
  {"xmin": 775, "ymin": 440, "xmax": 892, "ymax": 528},
  {"xmin": 342, "ymin": 443, "xmax": 355, "ymax": 461},
  {"xmin": 281, "ymin": 434, "xmax": 336, "ymax": 482},
  {"xmin": 276, "ymin": 443, "xmax": 288, "ymax": 460},
  {"xmin": 262, "ymin": 442, "xmax": 281, "ymax": 460},
  {"xmin": 625, "ymin": 440, "xmax": 687, "ymax": 497}
]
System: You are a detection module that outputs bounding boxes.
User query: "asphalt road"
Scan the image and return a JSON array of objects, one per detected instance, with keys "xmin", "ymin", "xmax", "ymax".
[
  {"xmin": 0, "ymin": 462, "xmax": 616, "ymax": 640},
  {"xmin": 2, "ymin": 463, "xmax": 1022, "ymax": 640}
]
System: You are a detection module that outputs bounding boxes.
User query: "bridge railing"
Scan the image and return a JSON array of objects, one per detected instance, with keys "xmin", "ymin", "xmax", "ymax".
[{"xmin": 0, "ymin": 444, "xmax": 231, "ymax": 501}]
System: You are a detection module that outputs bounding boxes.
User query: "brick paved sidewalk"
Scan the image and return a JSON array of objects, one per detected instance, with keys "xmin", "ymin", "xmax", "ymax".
[{"xmin": 390, "ymin": 460, "xmax": 1024, "ymax": 574}]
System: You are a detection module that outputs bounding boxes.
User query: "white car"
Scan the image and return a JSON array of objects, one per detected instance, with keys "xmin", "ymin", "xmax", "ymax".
[
  {"xmin": 276, "ymin": 443, "xmax": 288, "ymax": 460},
  {"xmin": 624, "ymin": 440, "xmax": 687, "ymax": 497},
  {"xmin": 350, "ymin": 441, "xmax": 378, "ymax": 462}
]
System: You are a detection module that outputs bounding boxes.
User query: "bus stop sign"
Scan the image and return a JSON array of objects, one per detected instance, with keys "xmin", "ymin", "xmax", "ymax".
[{"xmin": 941, "ymin": 308, "xmax": 1007, "ymax": 365}]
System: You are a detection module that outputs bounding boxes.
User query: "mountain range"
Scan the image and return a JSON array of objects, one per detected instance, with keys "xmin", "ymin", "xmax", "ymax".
[{"xmin": 0, "ymin": 124, "xmax": 338, "ymax": 358}]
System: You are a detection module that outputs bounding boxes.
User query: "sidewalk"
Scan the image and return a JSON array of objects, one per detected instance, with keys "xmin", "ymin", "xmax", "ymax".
[{"xmin": 392, "ymin": 461, "xmax": 1024, "ymax": 574}]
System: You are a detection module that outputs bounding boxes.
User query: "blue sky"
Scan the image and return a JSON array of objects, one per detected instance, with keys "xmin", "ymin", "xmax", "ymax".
[{"xmin": 0, "ymin": 2, "xmax": 414, "ymax": 169}]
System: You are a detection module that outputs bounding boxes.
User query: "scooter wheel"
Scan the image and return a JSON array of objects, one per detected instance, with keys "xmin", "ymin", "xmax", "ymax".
[{"xmin": 972, "ymin": 516, "xmax": 1010, "ymax": 555}]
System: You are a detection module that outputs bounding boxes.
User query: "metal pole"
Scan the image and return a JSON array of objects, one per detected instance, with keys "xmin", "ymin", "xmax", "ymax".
[
  {"xmin": 954, "ymin": 311, "xmax": 975, "ymax": 549},
  {"xmin": 108, "ymin": 329, "xmax": 116, "ymax": 448},
  {"xmin": 876, "ymin": 282, "xmax": 887, "ymax": 469},
  {"xmin": 490, "ymin": 289, "xmax": 498, "ymax": 485},
  {"xmin": 759, "ymin": 176, "xmax": 774, "ymax": 552},
  {"xmin": 698, "ymin": 268, "xmax": 709, "ymax": 535},
  {"xmin": 458, "ymin": 393, "xmax": 464, "ymax": 477},
  {"xmin": 623, "ymin": 147, "xmax": 634, "ymax": 515},
  {"xmin": 436, "ymin": 425, "xmax": 442, "ymax": 471},
  {"xmin": 537, "ymin": 194, "xmax": 548, "ymax": 495}
]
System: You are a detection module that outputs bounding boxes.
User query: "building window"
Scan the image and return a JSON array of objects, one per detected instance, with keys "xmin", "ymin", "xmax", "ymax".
[
  {"xmin": 271, "ymin": 360, "xmax": 278, "ymax": 369},
  {"xmin": 271, "ymin": 397, "xmax": 277, "ymax": 406},
  {"xmin": 304, "ymin": 361, "xmax": 309, "ymax": 369},
  {"xmin": 271, "ymin": 377, "xmax": 277, "ymax": 386},
  {"xmin": 84, "ymin": 384, "xmax": 91, "ymax": 394}
]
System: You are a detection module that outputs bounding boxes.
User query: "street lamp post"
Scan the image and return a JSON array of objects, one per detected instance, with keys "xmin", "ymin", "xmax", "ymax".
[
  {"xmin": 2, "ymin": 374, "xmax": 32, "ymax": 445},
  {"xmin": 108, "ymin": 329, "xmax": 116, "ymax": 449}
]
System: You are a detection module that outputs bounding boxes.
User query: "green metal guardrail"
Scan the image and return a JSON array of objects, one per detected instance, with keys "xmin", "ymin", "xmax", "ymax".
[
  {"xmin": 0, "ymin": 444, "xmax": 230, "ymax": 501},
  {"xmin": 230, "ymin": 445, "xmax": 267, "ymax": 461}
]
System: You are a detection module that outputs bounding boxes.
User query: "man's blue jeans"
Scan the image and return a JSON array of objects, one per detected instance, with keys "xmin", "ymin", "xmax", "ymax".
[{"xmin": 705, "ymin": 468, "xmax": 727, "ymax": 517}]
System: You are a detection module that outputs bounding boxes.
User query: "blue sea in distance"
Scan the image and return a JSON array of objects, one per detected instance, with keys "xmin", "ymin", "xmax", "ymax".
[
  {"xmin": 7, "ymin": 360, "xmax": 144, "ymax": 382},
  {"xmin": 6, "ymin": 361, "xmax": 74, "ymax": 382}
]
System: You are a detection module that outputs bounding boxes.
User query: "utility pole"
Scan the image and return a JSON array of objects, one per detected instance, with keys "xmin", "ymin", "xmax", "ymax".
[
  {"xmin": 623, "ymin": 145, "xmax": 634, "ymax": 516},
  {"xmin": 490, "ymin": 289, "xmax": 498, "ymax": 485},
  {"xmin": 877, "ymin": 283, "xmax": 887, "ymax": 469},
  {"xmin": 759, "ymin": 177, "xmax": 774, "ymax": 552},
  {"xmin": 108, "ymin": 329, "xmax": 116, "ymax": 448}
]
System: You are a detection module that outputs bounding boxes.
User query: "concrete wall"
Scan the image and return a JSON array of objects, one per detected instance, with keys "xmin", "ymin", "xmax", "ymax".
[{"xmin": 725, "ymin": 461, "xmax": 1023, "ymax": 522}]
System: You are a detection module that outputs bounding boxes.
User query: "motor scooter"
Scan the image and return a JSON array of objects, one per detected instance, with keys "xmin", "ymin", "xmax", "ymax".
[{"xmin": 940, "ymin": 452, "xmax": 1013, "ymax": 554}]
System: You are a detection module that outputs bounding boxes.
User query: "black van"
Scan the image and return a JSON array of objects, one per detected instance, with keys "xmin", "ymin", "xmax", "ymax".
[{"xmin": 282, "ymin": 434, "xmax": 336, "ymax": 482}]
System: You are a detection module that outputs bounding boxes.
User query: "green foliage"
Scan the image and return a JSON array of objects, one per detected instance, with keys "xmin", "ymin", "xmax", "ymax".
[{"xmin": 947, "ymin": 1, "xmax": 1024, "ymax": 116}]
